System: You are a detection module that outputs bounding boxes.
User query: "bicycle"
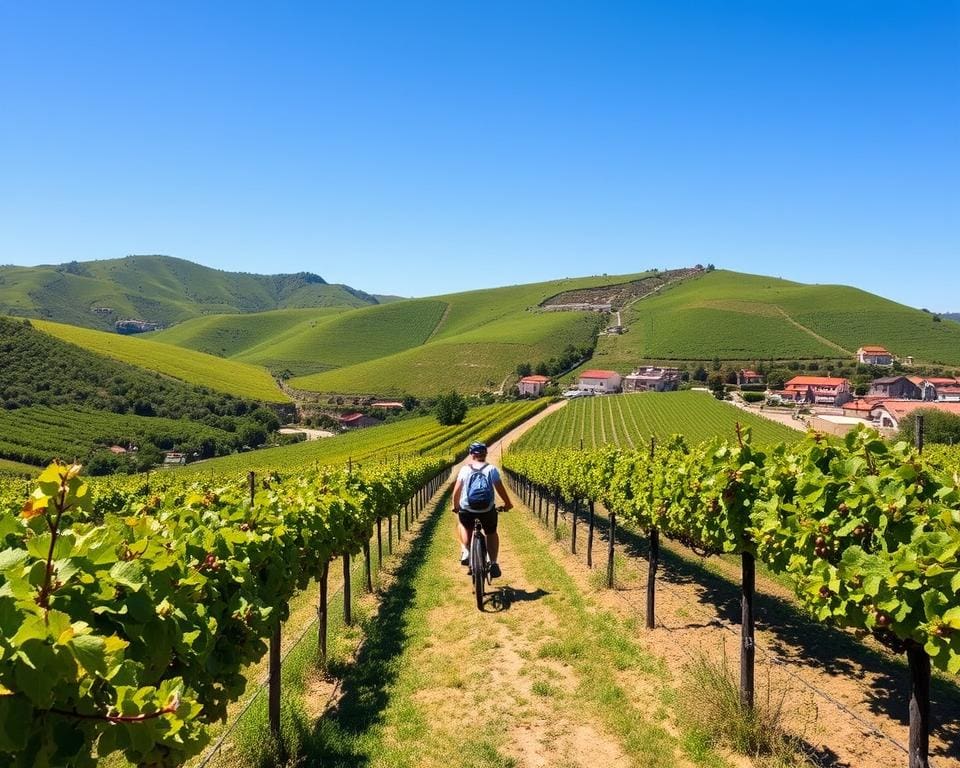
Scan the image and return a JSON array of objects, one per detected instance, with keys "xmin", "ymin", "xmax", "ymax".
[{"xmin": 468, "ymin": 506, "xmax": 505, "ymax": 610}]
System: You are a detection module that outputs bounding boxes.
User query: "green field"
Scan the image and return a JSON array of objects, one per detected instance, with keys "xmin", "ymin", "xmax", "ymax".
[
  {"xmin": 32, "ymin": 320, "xmax": 289, "ymax": 403},
  {"xmin": 183, "ymin": 400, "xmax": 547, "ymax": 474},
  {"xmin": 0, "ymin": 255, "xmax": 376, "ymax": 330},
  {"xmin": 0, "ymin": 458, "xmax": 39, "ymax": 475},
  {"xmin": 590, "ymin": 270, "xmax": 960, "ymax": 367},
  {"xmin": 513, "ymin": 391, "xmax": 802, "ymax": 450}
]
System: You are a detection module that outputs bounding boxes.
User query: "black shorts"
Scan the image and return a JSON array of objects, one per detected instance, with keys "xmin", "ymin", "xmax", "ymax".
[{"xmin": 458, "ymin": 510, "xmax": 498, "ymax": 535}]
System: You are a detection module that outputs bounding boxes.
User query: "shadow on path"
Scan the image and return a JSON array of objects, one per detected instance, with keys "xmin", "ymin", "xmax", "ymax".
[{"xmin": 300, "ymin": 494, "xmax": 448, "ymax": 768}]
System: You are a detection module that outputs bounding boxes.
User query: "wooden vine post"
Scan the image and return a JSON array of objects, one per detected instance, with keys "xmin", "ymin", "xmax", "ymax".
[
  {"xmin": 387, "ymin": 515, "xmax": 393, "ymax": 553},
  {"xmin": 740, "ymin": 550, "xmax": 755, "ymax": 710},
  {"xmin": 587, "ymin": 500, "xmax": 595, "ymax": 568},
  {"xmin": 363, "ymin": 536, "xmax": 373, "ymax": 593},
  {"xmin": 606, "ymin": 510, "xmax": 616, "ymax": 588},
  {"xmin": 376, "ymin": 517, "xmax": 383, "ymax": 567},
  {"xmin": 343, "ymin": 552, "xmax": 352, "ymax": 626},
  {"xmin": 571, "ymin": 498, "xmax": 578, "ymax": 554},
  {"xmin": 646, "ymin": 437, "xmax": 659, "ymax": 630},
  {"xmin": 250, "ymin": 470, "xmax": 281, "ymax": 742},
  {"xmin": 909, "ymin": 413, "xmax": 931, "ymax": 768},
  {"xmin": 318, "ymin": 560, "xmax": 329, "ymax": 663},
  {"xmin": 646, "ymin": 528, "xmax": 659, "ymax": 630}
]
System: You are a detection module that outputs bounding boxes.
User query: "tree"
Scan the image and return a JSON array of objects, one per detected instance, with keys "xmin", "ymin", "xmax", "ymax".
[
  {"xmin": 516, "ymin": 362, "xmax": 532, "ymax": 377},
  {"xmin": 435, "ymin": 391, "xmax": 468, "ymax": 426},
  {"xmin": 898, "ymin": 410, "xmax": 960, "ymax": 445},
  {"xmin": 693, "ymin": 365, "xmax": 708, "ymax": 383},
  {"xmin": 708, "ymin": 374, "xmax": 726, "ymax": 400}
]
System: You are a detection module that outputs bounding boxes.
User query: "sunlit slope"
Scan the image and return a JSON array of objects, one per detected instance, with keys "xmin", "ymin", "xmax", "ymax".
[
  {"xmin": 150, "ymin": 308, "xmax": 345, "ymax": 358},
  {"xmin": 235, "ymin": 299, "xmax": 448, "ymax": 377},
  {"xmin": 515, "ymin": 391, "xmax": 801, "ymax": 450},
  {"xmin": 289, "ymin": 273, "xmax": 652, "ymax": 395},
  {"xmin": 590, "ymin": 270, "xmax": 960, "ymax": 365},
  {"xmin": 0, "ymin": 255, "xmax": 376, "ymax": 330},
  {"xmin": 32, "ymin": 320, "xmax": 289, "ymax": 403},
  {"xmin": 181, "ymin": 400, "xmax": 546, "ymax": 474}
]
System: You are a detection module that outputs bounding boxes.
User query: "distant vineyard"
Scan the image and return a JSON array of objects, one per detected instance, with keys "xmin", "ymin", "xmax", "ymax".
[
  {"xmin": 0, "ymin": 406, "xmax": 241, "ymax": 467},
  {"xmin": 179, "ymin": 399, "xmax": 548, "ymax": 474},
  {"xmin": 513, "ymin": 391, "xmax": 801, "ymax": 451}
]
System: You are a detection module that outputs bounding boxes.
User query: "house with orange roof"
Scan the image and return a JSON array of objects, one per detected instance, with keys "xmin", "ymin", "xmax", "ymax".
[
  {"xmin": 783, "ymin": 376, "xmax": 852, "ymax": 406},
  {"xmin": 871, "ymin": 401, "xmax": 960, "ymax": 430},
  {"xmin": 577, "ymin": 369, "xmax": 622, "ymax": 393},
  {"xmin": 736, "ymin": 369, "xmax": 764, "ymax": 387},
  {"xmin": 517, "ymin": 375, "xmax": 551, "ymax": 397},
  {"xmin": 856, "ymin": 345, "xmax": 894, "ymax": 366}
]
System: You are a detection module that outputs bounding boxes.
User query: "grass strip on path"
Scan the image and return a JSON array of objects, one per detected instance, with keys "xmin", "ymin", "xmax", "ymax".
[{"xmin": 295, "ymin": 487, "xmax": 726, "ymax": 768}]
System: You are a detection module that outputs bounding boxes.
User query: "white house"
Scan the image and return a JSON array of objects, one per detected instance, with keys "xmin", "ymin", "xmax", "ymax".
[
  {"xmin": 577, "ymin": 369, "xmax": 622, "ymax": 393},
  {"xmin": 857, "ymin": 346, "xmax": 894, "ymax": 366},
  {"xmin": 518, "ymin": 375, "xmax": 551, "ymax": 397}
]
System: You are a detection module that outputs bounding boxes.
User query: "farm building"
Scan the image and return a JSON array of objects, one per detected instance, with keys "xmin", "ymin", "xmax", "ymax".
[
  {"xmin": 868, "ymin": 376, "xmax": 921, "ymax": 400},
  {"xmin": 163, "ymin": 452, "xmax": 187, "ymax": 466},
  {"xmin": 338, "ymin": 413, "xmax": 382, "ymax": 429},
  {"xmin": 518, "ymin": 375, "xmax": 551, "ymax": 397},
  {"xmin": 781, "ymin": 376, "xmax": 852, "ymax": 406},
  {"xmin": 371, "ymin": 401, "xmax": 405, "ymax": 410},
  {"xmin": 870, "ymin": 401, "xmax": 960, "ymax": 430},
  {"xmin": 577, "ymin": 370, "xmax": 622, "ymax": 394},
  {"xmin": 737, "ymin": 369, "xmax": 764, "ymax": 387},
  {"xmin": 622, "ymin": 367, "xmax": 680, "ymax": 393},
  {"xmin": 856, "ymin": 345, "xmax": 894, "ymax": 366}
]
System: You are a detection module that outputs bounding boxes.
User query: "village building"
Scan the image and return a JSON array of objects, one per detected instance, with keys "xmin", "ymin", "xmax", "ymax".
[
  {"xmin": 576, "ymin": 369, "xmax": 622, "ymax": 394},
  {"xmin": 370, "ymin": 401, "xmax": 405, "ymax": 410},
  {"xmin": 338, "ymin": 412, "xmax": 382, "ymax": 429},
  {"xmin": 868, "ymin": 376, "xmax": 921, "ymax": 400},
  {"xmin": 856, "ymin": 345, "xmax": 894, "ymax": 366},
  {"xmin": 163, "ymin": 452, "xmax": 187, "ymax": 466},
  {"xmin": 517, "ymin": 375, "xmax": 551, "ymax": 397},
  {"xmin": 782, "ymin": 376, "xmax": 852, "ymax": 406},
  {"xmin": 870, "ymin": 401, "xmax": 960, "ymax": 430},
  {"xmin": 736, "ymin": 369, "xmax": 764, "ymax": 387},
  {"xmin": 622, "ymin": 367, "xmax": 680, "ymax": 393},
  {"xmin": 842, "ymin": 398, "xmax": 884, "ymax": 418}
]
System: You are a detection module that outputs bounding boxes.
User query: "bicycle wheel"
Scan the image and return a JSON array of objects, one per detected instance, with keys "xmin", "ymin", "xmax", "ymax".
[{"xmin": 471, "ymin": 534, "xmax": 486, "ymax": 610}]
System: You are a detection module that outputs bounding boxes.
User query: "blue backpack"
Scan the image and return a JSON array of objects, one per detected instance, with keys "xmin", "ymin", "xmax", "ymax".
[{"xmin": 466, "ymin": 465, "xmax": 494, "ymax": 510}]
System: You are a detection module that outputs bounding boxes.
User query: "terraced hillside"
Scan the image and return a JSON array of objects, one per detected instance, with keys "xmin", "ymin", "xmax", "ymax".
[
  {"xmin": 286, "ymin": 273, "xmax": 653, "ymax": 396},
  {"xmin": 589, "ymin": 269, "xmax": 960, "ymax": 367},
  {"xmin": 32, "ymin": 319, "xmax": 289, "ymax": 402},
  {"xmin": 0, "ymin": 254, "xmax": 377, "ymax": 330}
]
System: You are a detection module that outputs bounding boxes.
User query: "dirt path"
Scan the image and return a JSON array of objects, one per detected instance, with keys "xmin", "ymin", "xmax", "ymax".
[
  {"xmin": 772, "ymin": 307, "xmax": 852, "ymax": 356},
  {"xmin": 514, "ymin": 498, "xmax": 960, "ymax": 768}
]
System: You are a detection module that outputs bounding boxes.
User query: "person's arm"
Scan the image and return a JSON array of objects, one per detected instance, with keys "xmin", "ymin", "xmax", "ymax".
[
  {"xmin": 493, "ymin": 478, "xmax": 513, "ymax": 511},
  {"xmin": 451, "ymin": 477, "xmax": 462, "ymax": 513}
]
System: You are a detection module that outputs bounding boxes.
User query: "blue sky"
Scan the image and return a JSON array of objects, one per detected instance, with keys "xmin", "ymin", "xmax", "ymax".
[{"xmin": 1, "ymin": 2, "xmax": 957, "ymax": 308}]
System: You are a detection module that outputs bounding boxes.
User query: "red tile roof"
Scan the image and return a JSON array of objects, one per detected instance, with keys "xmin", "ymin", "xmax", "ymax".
[
  {"xmin": 926, "ymin": 377, "xmax": 959, "ymax": 386},
  {"xmin": 859, "ymin": 345, "xmax": 891, "ymax": 354},
  {"xmin": 339, "ymin": 412, "xmax": 365, "ymax": 423},
  {"xmin": 785, "ymin": 376, "xmax": 850, "ymax": 388},
  {"xmin": 579, "ymin": 370, "xmax": 620, "ymax": 379},
  {"xmin": 873, "ymin": 401, "xmax": 960, "ymax": 420},
  {"xmin": 519, "ymin": 375, "xmax": 551, "ymax": 383},
  {"xmin": 741, "ymin": 370, "xmax": 761, "ymax": 378},
  {"xmin": 843, "ymin": 398, "xmax": 880, "ymax": 413}
]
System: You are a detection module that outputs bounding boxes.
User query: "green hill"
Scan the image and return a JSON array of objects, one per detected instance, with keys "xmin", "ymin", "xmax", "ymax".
[
  {"xmin": 0, "ymin": 254, "xmax": 378, "ymax": 330},
  {"xmin": 589, "ymin": 270, "xmax": 960, "ymax": 368},
  {"xmin": 286, "ymin": 274, "xmax": 653, "ymax": 396},
  {"xmin": 31, "ymin": 319, "xmax": 289, "ymax": 403}
]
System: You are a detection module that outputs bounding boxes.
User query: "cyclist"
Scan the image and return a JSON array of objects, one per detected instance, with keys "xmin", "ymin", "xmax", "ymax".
[{"xmin": 451, "ymin": 441, "xmax": 513, "ymax": 577}]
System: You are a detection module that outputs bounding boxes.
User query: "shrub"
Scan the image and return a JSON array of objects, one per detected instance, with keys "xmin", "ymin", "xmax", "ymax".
[
  {"xmin": 435, "ymin": 391, "xmax": 468, "ymax": 426},
  {"xmin": 742, "ymin": 392, "xmax": 765, "ymax": 403}
]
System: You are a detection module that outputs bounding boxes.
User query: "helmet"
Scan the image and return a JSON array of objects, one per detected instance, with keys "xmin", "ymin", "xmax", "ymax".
[{"xmin": 468, "ymin": 441, "xmax": 487, "ymax": 455}]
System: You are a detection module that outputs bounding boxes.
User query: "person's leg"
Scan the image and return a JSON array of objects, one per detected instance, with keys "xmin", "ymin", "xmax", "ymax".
[
  {"xmin": 457, "ymin": 513, "xmax": 472, "ymax": 564},
  {"xmin": 487, "ymin": 531, "xmax": 499, "ymax": 562}
]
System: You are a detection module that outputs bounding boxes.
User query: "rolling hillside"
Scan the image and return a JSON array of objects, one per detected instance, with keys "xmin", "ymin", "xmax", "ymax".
[
  {"xmin": 0, "ymin": 254, "xmax": 378, "ymax": 330},
  {"xmin": 589, "ymin": 270, "xmax": 960, "ymax": 368},
  {"xmin": 31, "ymin": 319, "xmax": 289, "ymax": 402},
  {"xmin": 285, "ymin": 274, "xmax": 654, "ymax": 396}
]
